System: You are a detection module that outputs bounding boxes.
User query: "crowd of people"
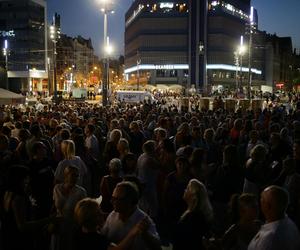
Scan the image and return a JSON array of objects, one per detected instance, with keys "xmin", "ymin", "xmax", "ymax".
[{"xmin": 0, "ymin": 93, "xmax": 300, "ymax": 250}]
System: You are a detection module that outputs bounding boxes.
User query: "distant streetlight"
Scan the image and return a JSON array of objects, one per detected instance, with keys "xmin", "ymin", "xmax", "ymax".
[
  {"xmin": 98, "ymin": 0, "xmax": 114, "ymax": 106},
  {"xmin": 238, "ymin": 35, "xmax": 246, "ymax": 92},
  {"xmin": 137, "ymin": 50, "xmax": 141, "ymax": 90},
  {"xmin": 2, "ymin": 39, "xmax": 9, "ymax": 89},
  {"xmin": 247, "ymin": 6, "xmax": 255, "ymax": 100},
  {"xmin": 234, "ymin": 51, "xmax": 239, "ymax": 91},
  {"xmin": 50, "ymin": 13, "xmax": 61, "ymax": 102}
]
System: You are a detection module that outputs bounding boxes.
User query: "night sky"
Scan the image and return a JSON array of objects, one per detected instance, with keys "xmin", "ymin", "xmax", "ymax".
[{"xmin": 47, "ymin": 0, "xmax": 300, "ymax": 57}]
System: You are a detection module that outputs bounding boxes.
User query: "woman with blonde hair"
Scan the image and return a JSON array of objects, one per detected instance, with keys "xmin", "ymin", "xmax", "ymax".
[
  {"xmin": 54, "ymin": 139, "xmax": 91, "ymax": 194},
  {"xmin": 172, "ymin": 179, "xmax": 213, "ymax": 250}
]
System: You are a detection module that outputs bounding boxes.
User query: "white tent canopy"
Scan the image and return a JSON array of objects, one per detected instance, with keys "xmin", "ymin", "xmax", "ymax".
[{"xmin": 0, "ymin": 88, "xmax": 25, "ymax": 105}]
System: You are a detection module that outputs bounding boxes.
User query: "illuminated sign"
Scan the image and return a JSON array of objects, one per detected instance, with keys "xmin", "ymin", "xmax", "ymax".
[
  {"xmin": 160, "ymin": 3, "xmax": 174, "ymax": 9},
  {"xmin": 155, "ymin": 64, "xmax": 174, "ymax": 70},
  {"xmin": 0, "ymin": 30, "xmax": 15, "ymax": 37}
]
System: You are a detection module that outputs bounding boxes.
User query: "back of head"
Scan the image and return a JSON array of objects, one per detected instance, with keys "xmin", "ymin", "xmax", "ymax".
[
  {"xmin": 250, "ymin": 144, "xmax": 267, "ymax": 161},
  {"xmin": 263, "ymin": 185, "xmax": 289, "ymax": 219},
  {"xmin": 75, "ymin": 198, "xmax": 102, "ymax": 231},
  {"xmin": 229, "ymin": 193, "xmax": 258, "ymax": 223},
  {"xmin": 188, "ymin": 179, "xmax": 213, "ymax": 221},
  {"xmin": 61, "ymin": 140, "xmax": 76, "ymax": 159},
  {"xmin": 116, "ymin": 181, "xmax": 139, "ymax": 206},
  {"xmin": 109, "ymin": 158, "xmax": 122, "ymax": 174},
  {"xmin": 142, "ymin": 140, "xmax": 156, "ymax": 154}
]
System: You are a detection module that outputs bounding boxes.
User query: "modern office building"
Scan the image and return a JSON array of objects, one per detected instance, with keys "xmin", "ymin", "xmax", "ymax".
[
  {"xmin": 0, "ymin": 0, "xmax": 48, "ymax": 93},
  {"xmin": 124, "ymin": 0, "xmax": 190, "ymax": 91},
  {"xmin": 124, "ymin": 0, "xmax": 267, "ymax": 93}
]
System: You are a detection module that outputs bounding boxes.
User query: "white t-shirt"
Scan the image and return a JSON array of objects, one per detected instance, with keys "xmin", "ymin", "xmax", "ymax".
[
  {"xmin": 102, "ymin": 208, "xmax": 160, "ymax": 250},
  {"xmin": 248, "ymin": 216, "xmax": 300, "ymax": 250}
]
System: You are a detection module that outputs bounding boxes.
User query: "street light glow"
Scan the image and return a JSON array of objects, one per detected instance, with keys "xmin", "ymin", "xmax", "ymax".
[{"xmin": 105, "ymin": 44, "xmax": 113, "ymax": 55}]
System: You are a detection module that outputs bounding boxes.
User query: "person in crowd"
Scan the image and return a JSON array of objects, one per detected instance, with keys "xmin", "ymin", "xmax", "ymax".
[
  {"xmin": 246, "ymin": 130, "xmax": 265, "ymax": 158},
  {"xmin": 122, "ymin": 152, "xmax": 138, "ymax": 177},
  {"xmin": 52, "ymin": 165, "xmax": 87, "ymax": 250},
  {"xmin": 230, "ymin": 118, "xmax": 243, "ymax": 145},
  {"xmin": 137, "ymin": 140, "xmax": 160, "ymax": 219},
  {"xmin": 117, "ymin": 138, "xmax": 130, "ymax": 160},
  {"xmin": 27, "ymin": 141, "xmax": 54, "ymax": 218},
  {"xmin": 189, "ymin": 148, "xmax": 207, "ymax": 182},
  {"xmin": 26, "ymin": 123, "xmax": 52, "ymax": 160},
  {"xmin": 53, "ymin": 128, "xmax": 71, "ymax": 164},
  {"xmin": 103, "ymin": 129, "xmax": 122, "ymax": 168},
  {"xmin": 248, "ymin": 185, "xmax": 300, "ymax": 250},
  {"xmin": 1, "ymin": 165, "xmax": 54, "ymax": 250},
  {"xmin": 223, "ymin": 194, "xmax": 261, "ymax": 250},
  {"xmin": 102, "ymin": 181, "xmax": 162, "ymax": 250},
  {"xmin": 100, "ymin": 158, "xmax": 123, "ymax": 213},
  {"xmin": 203, "ymin": 128, "xmax": 221, "ymax": 166},
  {"xmin": 15, "ymin": 128, "xmax": 31, "ymax": 164},
  {"xmin": 128, "ymin": 121, "xmax": 145, "ymax": 156},
  {"xmin": 53, "ymin": 165, "xmax": 87, "ymax": 219},
  {"xmin": 174, "ymin": 122, "xmax": 191, "ymax": 151},
  {"xmin": 0, "ymin": 134, "xmax": 13, "ymax": 197},
  {"xmin": 280, "ymin": 158, "xmax": 300, "ymax": 229},
  {"xmin": 293, "ymin": 140, "xmax": 300, "ymax": 173},
  {"xmin": 55, "ymin": 140, "xmax": 90, "ymax": 194},
  {"xmin": 243, "ymin": 144, "xmax": 271, "ymax": 197},
  {"xmin": 84, "ymin": 124, "xmax": 100, "ymax": 161},
  {"xmin": 172, "ymin": 179, "xmax": 213, "ymax": 250},
  {"xmin": 162, "ymin": 156, "xmax": 191, "ymax": 241},
  {"xmin": 212, "ymin": 145, "xmax": 244, "ymax": 204}
]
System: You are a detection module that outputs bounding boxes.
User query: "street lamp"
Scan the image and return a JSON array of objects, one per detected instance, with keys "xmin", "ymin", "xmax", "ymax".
[
  {"xmin": 2, "ymin": 39, "xmax": 8, "ymax": 89},
  {"xmin": 99, "ymin": 0, "xmax": 114, "ymax": 106},
  {"xmin": 247, "ymin": 6, "xmax": 255, "ymax": 100},
  {"xmin": 50, "ymin": 13, "xmax": 61, "ymax": 102},
  {"xmin": 238, "ymin": 35, "xmax": 246, "ymax": 92},
  {"xmin": 137, "ymin": 50, "xmax": 141, "ymax": 90},
  {"xmin": 234, "ymin": 51, "xmax": 239, "ymax": 91}
]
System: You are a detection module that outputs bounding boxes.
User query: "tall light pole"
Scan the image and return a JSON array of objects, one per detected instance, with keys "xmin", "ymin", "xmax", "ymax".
[
  {"xmin": 247, "ymin": 6, "xmax": 255, "ymax": 100},
  {"xmin": 137, "ymin": 50, "xmax": 141, "ymax": 90},
  {"xmin": 100, "ymin": 0, "xmax": 114, "ymax": 106},
  {"xmin": 3, "ymin": 39, "xmax": 9, "ymax": 89},
  {"xmin": 47, "ymin": 57, "xmax": 51, "ymax": 94},
  {"xmin": 50, "ymin": 13, "xmax": 61, "ymax": 102},
  {"xmin": 234, "ymin": 51, "xmax": 239, "ymax": 91},
  {"xmin": 238, "ymin": 35, "xmax": 246, "ymax": 93}
]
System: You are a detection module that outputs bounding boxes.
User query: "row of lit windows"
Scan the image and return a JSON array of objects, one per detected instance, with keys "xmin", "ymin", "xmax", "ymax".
[
  {"xmin": 126, "ymin": 2, "xmax": 188, "ymax": 27},
  {"xmin": 209, "ymin": 0, "xmax": 249, "ymax": 21}
]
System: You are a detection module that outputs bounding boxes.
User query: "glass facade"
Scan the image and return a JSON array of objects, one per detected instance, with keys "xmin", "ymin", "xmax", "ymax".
[{"xmin": 0, "ymin": 0, "xmax": 46, "ymax": 71}]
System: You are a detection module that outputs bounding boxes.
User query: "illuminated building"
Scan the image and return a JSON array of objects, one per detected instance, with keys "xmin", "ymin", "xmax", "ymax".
[
  {"xmin": 124, "ymin": 0, "xmax": 265, "ymax": 92},
  {"xmin": 0, "ymin": 0, "xmax": 48, "ymax": 92},
  {"xmin": 124, "ymin": 0, "xmax": 189, "ymax": 91}
]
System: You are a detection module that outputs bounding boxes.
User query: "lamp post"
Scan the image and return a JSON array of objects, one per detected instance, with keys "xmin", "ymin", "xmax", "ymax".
[
  {"xmin": 137, "ymin": 50, "xmax": 141, "ymax": 90},
  {"xmin": 47, "ymin": 57, "xmax": 51, "ymax": 94},
  {"xmin": 100, "ymin": 0, "xmax": 114, "ymax": 107},
  {"xmin": 247, "ymin": 6, "xmax": 255, "ymax": 100},
  {"xmin": 2, "ymin": 39, "xmax": 8, "ymax": 89},
  {"xmin": 50, "ymin": 13, "xmax": 60, "ymax": 102},
  {"xmin": 234, "ymin": 51, "xmax": 239, "ymax": 91},
  {"xmin": 238, "ymin": 35, "xmax": 246, "ymax": 93}
]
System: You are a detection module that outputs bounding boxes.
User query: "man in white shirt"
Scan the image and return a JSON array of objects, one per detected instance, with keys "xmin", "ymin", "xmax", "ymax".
[
  {"xmin": 248, "ymin": 185, "xmax": 300, "ymax": 250},
  {"xmin": 102, "ymin": 181, "xmax": 161, "ymax": 250}
]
